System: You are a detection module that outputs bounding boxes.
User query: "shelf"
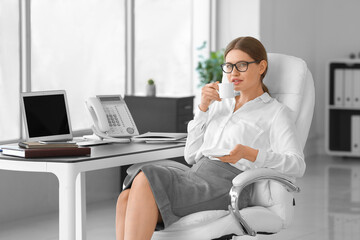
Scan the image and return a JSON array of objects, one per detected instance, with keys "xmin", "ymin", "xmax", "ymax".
[{"xmin": 326, "ymin": 60, "xmax": 360, "ymax": 156}]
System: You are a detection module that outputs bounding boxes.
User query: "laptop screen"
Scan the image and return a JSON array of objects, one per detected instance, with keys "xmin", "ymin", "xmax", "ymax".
[{"xmin": 21, "ymin": 90, "xmax": 73, "ymax": 141}]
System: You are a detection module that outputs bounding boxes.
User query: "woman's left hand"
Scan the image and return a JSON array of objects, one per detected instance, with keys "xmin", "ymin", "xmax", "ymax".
[{"xmin": 218, "ymin": 144, "xmax": 258, "ymax": 164}]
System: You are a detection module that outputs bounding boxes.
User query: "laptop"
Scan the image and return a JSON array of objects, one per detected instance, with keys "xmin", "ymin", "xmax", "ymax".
[
  {"xmin": 20, "ymin": 90, "xmax": 74, "ymax": 142},
  {"xmin": 20, "ymin": 90, "xmax": 125, "ymax": 146}
]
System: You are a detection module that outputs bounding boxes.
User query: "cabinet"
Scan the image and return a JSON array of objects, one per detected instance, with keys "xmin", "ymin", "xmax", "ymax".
[
  {"xmin": 124, "ymin": 96, "xmax": 194, "ymax": 134},
  {"xmin": 326, "ymin": 60, "xmax": 360, "ymax": 156}
]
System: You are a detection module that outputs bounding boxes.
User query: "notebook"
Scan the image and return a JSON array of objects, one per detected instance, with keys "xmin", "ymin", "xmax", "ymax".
[{"xmin": 20, "ymin": 90, "xmax": 74, "ymax": 142}]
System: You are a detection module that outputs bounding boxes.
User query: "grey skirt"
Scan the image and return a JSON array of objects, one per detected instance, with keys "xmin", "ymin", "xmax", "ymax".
[{"xmin": 123, "ymin": 157, "xmax": 252, "ymax": 229}]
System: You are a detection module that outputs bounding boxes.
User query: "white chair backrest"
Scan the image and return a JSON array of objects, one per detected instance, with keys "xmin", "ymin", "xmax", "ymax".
[
  {"xmin": 261, "ymin": 53, "xmax": 315, "ymax": 228},
  {"xmin": 264, "ymin": 53, "xmax": 315, "ymax": 150}
]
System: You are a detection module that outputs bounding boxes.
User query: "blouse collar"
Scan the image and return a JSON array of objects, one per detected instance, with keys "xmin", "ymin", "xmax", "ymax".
[
  {"xmin": 229, "ymin": 92, "xmax": 272, "ymax": 114},
  {"xmin": 234, "ymin": 92, "xmax": 272, "ymax": 103},
  {"xmin": 259, "ymin": 92, "xmax": 272, "ymax": 103}
]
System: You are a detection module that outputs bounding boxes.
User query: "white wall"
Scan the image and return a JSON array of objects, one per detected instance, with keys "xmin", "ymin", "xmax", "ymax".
[
  {"xmin": 260, "ymin": 0, "xmax": 360, "ymax": 155},
  {"xmin": 259, "ymin": 0, "xmax": 318, "ymax": 156},
  {"xmin": 217, "ymin": 0, "xmax": 260, "ymax": 50},
  {"xmin": 218, "ymin": 0, "xmax": 360, "ymax": 156}
]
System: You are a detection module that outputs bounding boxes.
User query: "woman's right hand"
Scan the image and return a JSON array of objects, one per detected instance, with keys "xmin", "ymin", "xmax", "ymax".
[{"xmin": 199, "ymin": 82, "xmax": 221, "ymax": 112}]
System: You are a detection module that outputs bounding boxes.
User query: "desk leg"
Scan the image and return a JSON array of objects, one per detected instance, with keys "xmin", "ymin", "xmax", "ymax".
[
  {"xmin": 57, "ymin": 165, "xmax": 77, "ymax": 240},
  {"xmin": 76, "ymin": 172, "xmax": 87, "ymax": 240}
]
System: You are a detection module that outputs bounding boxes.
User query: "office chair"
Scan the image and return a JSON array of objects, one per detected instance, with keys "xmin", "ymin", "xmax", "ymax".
[{"xmin": 124, "ymin": 53, "xmax": 315, "ymax": 240}]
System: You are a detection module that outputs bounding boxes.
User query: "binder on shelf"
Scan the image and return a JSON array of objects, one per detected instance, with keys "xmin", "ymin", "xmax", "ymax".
[
  {"xmin": 353, "ymin": 70, "xmax": 360, "ymax": 107},
  {"xmin": 351, "ymin": 115, "xmax": 360, "ymax": 154},
  {"xmin": 334, "ymin": 69, "xmax": 344, "ymax": 106},
  {"xmin": 344, "ymin": 69, "xmax": 353, "ymax": 107}
]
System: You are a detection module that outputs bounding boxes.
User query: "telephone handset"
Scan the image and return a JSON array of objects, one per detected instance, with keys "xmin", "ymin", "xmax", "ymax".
[{"xmin": 85, "ymin": 95, "xmax": 139, "ymax": 141}]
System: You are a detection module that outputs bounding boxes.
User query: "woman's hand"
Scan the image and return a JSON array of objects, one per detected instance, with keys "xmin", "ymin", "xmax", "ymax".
[
  {"xmin": 199, "ymin": 82, "xmax": 221, "ymax": 112},
  {"xmin": 218, "ymin": 144, "xmax": 259, "ymax": 164}
]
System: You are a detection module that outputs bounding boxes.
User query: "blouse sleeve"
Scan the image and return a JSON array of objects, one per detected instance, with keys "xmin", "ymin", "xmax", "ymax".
[
  {"xmin": 184, "ymin": 107, "xmax": 209, "ymax": 165},
  {"xmin": 254, "ymin": 105, "xmax": 306, "ymax": 178}
]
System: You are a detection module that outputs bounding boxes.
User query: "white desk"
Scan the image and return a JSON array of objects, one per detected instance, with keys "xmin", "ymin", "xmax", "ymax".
[{"xmin": 0, "ymin": 142, "xmax": 185, "ymax": 240}]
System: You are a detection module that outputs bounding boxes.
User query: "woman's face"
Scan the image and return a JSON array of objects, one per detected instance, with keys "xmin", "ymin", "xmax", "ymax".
[{"xmin": 225, "ymin": 49, "xmax": 266, "ymax": 93}]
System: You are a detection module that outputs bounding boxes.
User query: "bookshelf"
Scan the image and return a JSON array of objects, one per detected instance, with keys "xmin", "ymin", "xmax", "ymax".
[{"xmin": 326, "ymin": 59, "xmax": 360, "ymax": 156}]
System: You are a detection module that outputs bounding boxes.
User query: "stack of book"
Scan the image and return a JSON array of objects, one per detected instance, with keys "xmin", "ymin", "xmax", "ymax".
[{"xmin": 0, "ymin": 141, "xmax": 91, "ymax": 158}]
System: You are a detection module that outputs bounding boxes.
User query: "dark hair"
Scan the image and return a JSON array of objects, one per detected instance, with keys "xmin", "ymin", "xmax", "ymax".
[{"xmin": 224, "ymin": 36, "xmax": 269, "ymax": 94}]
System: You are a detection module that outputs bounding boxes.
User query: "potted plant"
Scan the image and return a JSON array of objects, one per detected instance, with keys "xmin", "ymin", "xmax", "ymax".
[
  {"xmin": 196, "ymin": 42, "xmax": 224, "ymax": 87},
  {"xmin": 146, "ymin": 79, "xmax": 156, "ymax": 97}
]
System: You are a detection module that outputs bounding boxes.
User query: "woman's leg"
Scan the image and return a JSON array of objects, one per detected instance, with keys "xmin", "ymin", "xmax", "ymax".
[
  {"xmin": 124, "ymin": 171, "xmax": 161, "ymax": 240},
  {"xmin": 116, "ymin": 189, "xmax": 130, "ymax": 240}
]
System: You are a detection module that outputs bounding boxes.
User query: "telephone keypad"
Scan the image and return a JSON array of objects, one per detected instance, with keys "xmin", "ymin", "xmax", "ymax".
[
  {"xmin": 104, "ymin": 106, "xmax": 124, "ymax": 134},
  {"xmin": 97, "ymin": 99, "xmax": 138, "ymax": 137}
]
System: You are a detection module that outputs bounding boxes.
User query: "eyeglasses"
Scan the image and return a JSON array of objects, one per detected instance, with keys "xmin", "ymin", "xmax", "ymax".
[{"xmin": 221, "ymin": 60, "xmax": 260, "ymax": 73}]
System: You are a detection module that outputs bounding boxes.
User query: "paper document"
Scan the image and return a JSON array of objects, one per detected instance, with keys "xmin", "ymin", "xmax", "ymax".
[
  {"xmin": 145, "ymin": 139, "xmax": 187, "ymax": 144},
  {"xmin": 132, "ymin": 132, "xmax": 187, "ymax": 142}
]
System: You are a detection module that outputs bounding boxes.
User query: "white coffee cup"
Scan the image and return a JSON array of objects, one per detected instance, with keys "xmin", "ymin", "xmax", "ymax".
[{"xmin": 218, "ymin": 82, "xmax": 235, "ymax": 98}]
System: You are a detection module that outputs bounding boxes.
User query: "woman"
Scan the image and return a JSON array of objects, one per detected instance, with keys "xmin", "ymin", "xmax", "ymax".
[{"xmin": 115, "ymin": 36, "xmax": 305, "ymax": 240}]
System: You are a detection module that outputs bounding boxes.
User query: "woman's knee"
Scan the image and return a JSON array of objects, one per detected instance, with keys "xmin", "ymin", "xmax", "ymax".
[
  {"xmin": 132, "ymin": 171, "xmax": 151, "ymax": 190},
  {"xmin": 117, "ymin": 189, "xmax": 130, "ymax": 210}
]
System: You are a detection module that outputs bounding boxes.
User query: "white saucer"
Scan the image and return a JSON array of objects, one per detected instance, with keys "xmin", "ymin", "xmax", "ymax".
[{"xmin": 202, "ymin": 148, "xmax": 231, "ymax": 158}]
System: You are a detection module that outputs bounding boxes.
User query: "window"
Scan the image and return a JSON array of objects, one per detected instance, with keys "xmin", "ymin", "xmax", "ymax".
[
  {"xmin": 0, "ymin": 0, "xmax": 20, "ymax": 142},
  {"xmin": 0, "ymin": 0, "xmax": 211, "ymax": 142},
  {"xmin": 30, "ymin": 0, "xmax": 126, "ymax": 131},
  {"xmin": 133, "ymin": 0, "xmax": 193, "ymax": 96}
]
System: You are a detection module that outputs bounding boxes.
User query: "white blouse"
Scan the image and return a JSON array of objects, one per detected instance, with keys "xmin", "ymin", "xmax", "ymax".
[{"xmin": 184, "ymin": 92, "xmax": 305, "ymax": 178}]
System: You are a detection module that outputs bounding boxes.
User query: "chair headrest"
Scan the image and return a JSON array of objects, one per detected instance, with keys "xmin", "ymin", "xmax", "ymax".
[
  {"xmin": 264, "ymin": 53, "xmax": 307, "ymax": 121},
  {"xmin": 264, "ymin": 53, "xmax": 315, "ymax": 149}
]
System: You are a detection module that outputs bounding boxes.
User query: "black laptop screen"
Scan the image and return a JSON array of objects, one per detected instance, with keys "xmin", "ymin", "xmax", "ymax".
[{"xmin": 23, "ymin": 94, "xmax": 70, "ymax": 138}]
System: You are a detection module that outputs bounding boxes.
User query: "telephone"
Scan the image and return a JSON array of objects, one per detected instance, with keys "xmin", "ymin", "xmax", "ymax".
[{"xmin": 85, "ymin": 95, "xmax": 139, "ymax": 142}]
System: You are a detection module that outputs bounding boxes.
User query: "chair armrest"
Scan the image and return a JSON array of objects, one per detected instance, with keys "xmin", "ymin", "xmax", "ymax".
[
  {"xmin": 232, "ymin": 168, "xmax": 300, "ymax": 192},
  {"xmin": 228, "ymin": 168, "xmax": 300, "ymax": 236}
]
